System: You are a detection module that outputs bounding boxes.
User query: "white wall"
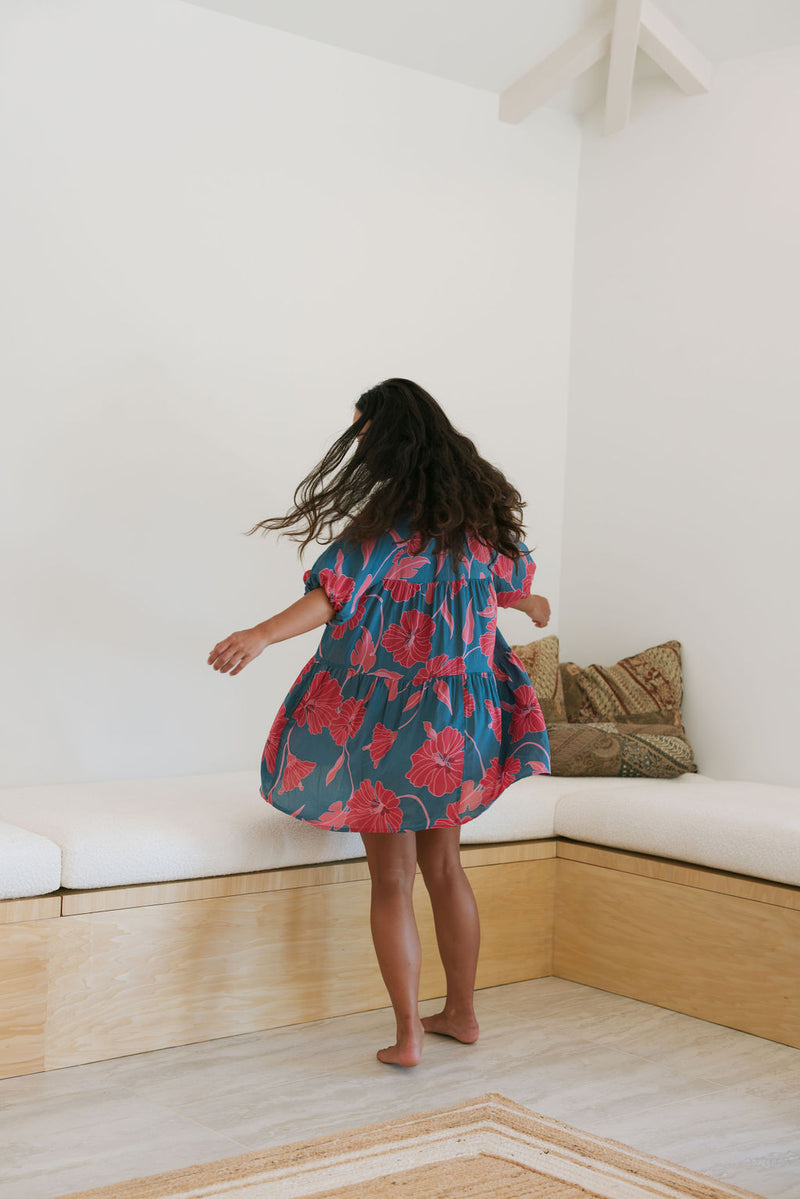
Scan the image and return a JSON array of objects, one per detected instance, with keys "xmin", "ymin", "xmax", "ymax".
[
  {"xmin": 0, "ymin": 0, "xmax": 580, "ymax": 785},
  {"xmin": 560, "ymin": 49, "xmax": 800, "ymax": 785}
]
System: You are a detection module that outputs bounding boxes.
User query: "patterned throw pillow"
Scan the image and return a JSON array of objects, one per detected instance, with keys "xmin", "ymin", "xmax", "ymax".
[
  {"xmin": 545, "ymin": 639, "xmax": 698, "ymax": 778},
  {"xmin": 510, "ymin": 635, "xmax": 567, "ymax": 725},
  {"xmin": 559, "ymin": 640, "xmax": 686, "ymax": 723},
  {"xmin": 546, "ymin": 720, "xmax": 698, "ymax": 778}
]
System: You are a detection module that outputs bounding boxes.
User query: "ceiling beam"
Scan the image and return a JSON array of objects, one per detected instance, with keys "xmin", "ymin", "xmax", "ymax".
[
  {"xmin": 498, "ymin": 14, "xmax": 613, "ymax": 125},
  {"xmin": 604, "ymin": 0, "xmax": 643, "ymax": 136},
  {"xmin": 499, "ymin": 0, "xmax": 713, "ymax": 135},
  {"xmin": 639, "ymin": 0, "xmax": 714, "ymax": 94}
]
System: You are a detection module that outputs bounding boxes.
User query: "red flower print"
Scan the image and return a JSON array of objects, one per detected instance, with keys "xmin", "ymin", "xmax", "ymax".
[
  {"xmin": 328, "ymin": 697, "xmax": 367, "ymax": 746},
  {"xmin": 432, "ymin": 801, "xmax": 462, "ymax": 828},
  {"xmin": 385, "ymin": 552, "xmax": 427, "ymax": 583},
  {"xmin": 350, "ymin": 627, "xmax": 376, "ymax": 672},
  {"xmin": 492, "ymin": 553, "xmax": 515, "ymax": 582},
  {"xmin": 406, "ymin": 722, "xmax": 465, "ymax": 796},
  {"xmin": 279, "ymin": 751, "xmax": 316, "ymax": 793},
  {"xmin": 510, "ymin": 684, "xmax": 547, "ymax": 740},
  {"xmin": 480, "ymin": 755, "xmax": 522, "ymax": 802},
  {"xmin": 467, "ymin": 533, "xmax": 493, "ymax": 564},
  {"xmin": 462, "ymin": 600, "xmax": 474, "ymax": 643},
  {"xmin": 458, "ymin": 779, "xmax": 485, "ymax": 812},
  {"xmin": 332, "ymin": 597, "xmax": 367, "ymax": 640},
  {"xmin": 479, "ymin": 618, "xmax": 497, "ymax": 657},
  {"xmin": 462, "ymin": 682, "xmax": 475, "ymax": 717},
  {"xmin": 381, "ymin": 610, "xmax": 436, "ymax": 666},
  {"xmin": 412, "ymin": 654, "xmax": 464, "ymax": 684},
  {"xmin": 347, "ymin": 780, "xmax": 403, "ymax": 833},
  {"xmin": 263, "ymin": 703, "xmax": 288, "ymax": 773},
  {"xmin": 315, "ymin": 801, "xmax": 350, "ymax": 830},
  {"xmin": 500, "ymin": 756, "xmax": 522, "ymax": 787},
  {"xmin": 288, "ymin": 655, "xmax": 316, "ymax": 692},
  {"xmin": 496, "ymin": 561, "xmax": 536, "ymax": 607},
  {"xmin": 384, "ymin": 577, "xmax": 421, "ymax": 602},
  {"xmin": 364, "ymin": 723, "xmax": 398, "ymax": 766},
  {"xmin": 294, "ymin": 671, "xmax": 343, "ymax": 735},
  {"xmin": 373, "ymin": 669, "xmax": 403, "ymax": 701},
  {"xmin": 318, "ymin": 565, "xmax": 354, "ymax": 613},
  {"xmin": 485, "ymin": 699, "xmax": 502, "ymax": 739}
]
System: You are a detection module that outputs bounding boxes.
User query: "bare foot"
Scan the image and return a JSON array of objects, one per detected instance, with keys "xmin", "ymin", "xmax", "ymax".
[
  {"xmin": 377, "ymin": 1019, "xmax": 425, "ymax": 1067},
  {"xmin": 421, "ymin": 1009, "xmax": 479, "ymax": 1044}
]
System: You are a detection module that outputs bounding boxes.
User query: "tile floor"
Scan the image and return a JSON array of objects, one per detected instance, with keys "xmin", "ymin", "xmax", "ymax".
[{"xmin": 0, "ymin": 978, "xmax": 798, "ymax": 1198}]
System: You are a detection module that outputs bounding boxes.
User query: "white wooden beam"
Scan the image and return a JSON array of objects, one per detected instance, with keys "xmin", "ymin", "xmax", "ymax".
[
  {"xmin": 604, "ymin": 0, "xmax": 643, "ymax": 136},
  {"xmin": 498, "ymin": 13, "xmax": 613, "ymax": 125},
  {"xmin": 639, "ymin": 0, "xmax": 714, "ymax": 95}
]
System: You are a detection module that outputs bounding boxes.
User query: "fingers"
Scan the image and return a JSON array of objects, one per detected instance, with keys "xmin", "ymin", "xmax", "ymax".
[
  {"xmin": 219, "ymin": 655, "xmax": 247, "ymax": 673},
  {"xmin": 208, "ymin": 639, "xmax": 247, "ymax": 674}
]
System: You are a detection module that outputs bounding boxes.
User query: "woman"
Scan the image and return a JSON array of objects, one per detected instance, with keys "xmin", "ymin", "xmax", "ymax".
[{"xmin": 208, "ymin": 379, "xmax": 551, "ymax": 1066}]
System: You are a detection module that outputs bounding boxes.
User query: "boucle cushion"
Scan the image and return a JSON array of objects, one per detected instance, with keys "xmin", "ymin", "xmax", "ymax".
[
  {"xmin": 0, "ymin": 821, "xmax": 61, "ymax": 900},
  {"xmin": 548, "ymin": 719, "xmax": 698, "ymax": 778},
  {"xmin": 555, "ymin": 778, "xmax": 800, "ymax": 888},
  {"xmin": 560, "ymin": 640, "xmax": 686, "ymax": 723},
  {"xmin": 461, "ymin": 772, "xmax": 710, "ymax": 842},
  {"xmin": 0, "ymin": 773, "xmax": 366, "ymax": 890},
  {"xmin": 511, "ymin": 635, "xmax": 566, "ymax": 725},
  {"xmin": 0, "ymin": 770, "xmax": 573, "ymax": 891}
]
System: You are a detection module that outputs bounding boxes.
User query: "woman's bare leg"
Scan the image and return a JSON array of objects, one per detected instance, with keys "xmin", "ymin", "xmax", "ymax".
[
  {"xmin": 360, "ymin": 830, "xmax": 425, "ymax": 1066},
  {"xmin": 415, "ymin": 827, "xmax": 480, "ymax": 1043}
]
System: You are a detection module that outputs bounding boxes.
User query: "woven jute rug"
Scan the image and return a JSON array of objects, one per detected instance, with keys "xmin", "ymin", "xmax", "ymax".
[{"xmin": 57, "ymin": 1092, "xmax": 762, "ymax": 1199}]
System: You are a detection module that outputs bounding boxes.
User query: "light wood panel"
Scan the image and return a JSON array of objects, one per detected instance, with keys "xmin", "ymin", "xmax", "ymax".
[
  {"xmin": 43, "ymin": 858, "xmax": 555, "ymax": 1071},
  {"xmin": 0, "ymin": 918, "xmax": 52, "ymax": 1076},
  {"xmin": 60, "ymin": 860, "xmax": 372, "ymax": 916},
  {"xmin": 0, "ymin": 895, "xmax": 61, "ymax": 924},
  {"xmin": 554, "ymin": 859, "xmax": 800, "ymax": 1048},
  {"xmin": 61, "ymin": 841, "xmax": 557, "ymax": 915},
  {"xmin": 557, "ymin": 841, "xmax": 800, "ymax": 911},
  {"xmin": 2, "ymin": 838, "xmax": 798, "ymax": 1081}
]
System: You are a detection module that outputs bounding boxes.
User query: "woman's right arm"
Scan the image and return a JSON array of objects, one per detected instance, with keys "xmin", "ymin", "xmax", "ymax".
[{"xmin": 208, "ymin": 588, "xmax": 335, "ymax": 676}]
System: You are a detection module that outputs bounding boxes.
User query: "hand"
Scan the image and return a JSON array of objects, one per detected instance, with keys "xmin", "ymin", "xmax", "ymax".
[
  {"xmin": 528, "ymin": 595, "xmax": 551, "ymax": 628},
  {"xmin": 207, "ymin": 626, "xmax": 269, "ymax": 676}
]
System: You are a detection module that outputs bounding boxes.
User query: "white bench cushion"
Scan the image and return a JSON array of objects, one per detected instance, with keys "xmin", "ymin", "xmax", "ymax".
[
  {"xmin": 0, "ymin": 770, "xmax": 714, "ymax": 894},
  {"xmin": 461, "ymin": 771, "xmax": 710, "ymax": 844},
  {"xmin": 0, "ymin": 821, "xmax": 61, "ymax": 900},
  {"xmin": 555, "ymin": 778, "xmax": 800, "ymax": 887},
  {"xmin": 0, "ymin": 773, "xmax": 364, "ymax": 890}
]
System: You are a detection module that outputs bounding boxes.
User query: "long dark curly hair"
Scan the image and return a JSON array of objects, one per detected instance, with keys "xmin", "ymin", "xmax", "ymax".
[{"xmin": 246, "ymin": 378, "xmax": 533, "ymax": 567}]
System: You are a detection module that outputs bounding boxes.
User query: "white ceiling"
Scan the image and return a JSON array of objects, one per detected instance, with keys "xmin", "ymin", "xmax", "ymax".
[{"xmin": 180, "ymin": 0, "xmax": 800, "ymax": 117}]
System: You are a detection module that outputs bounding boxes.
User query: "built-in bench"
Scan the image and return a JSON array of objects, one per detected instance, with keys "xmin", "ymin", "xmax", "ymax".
[{"xmin": 1, "ymin": 770, "xmax": 798, "ymax": 1080}]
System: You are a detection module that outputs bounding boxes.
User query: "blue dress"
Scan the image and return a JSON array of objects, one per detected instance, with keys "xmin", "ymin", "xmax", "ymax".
[{"xmin": 260, "ymin": 514, "xmax": 551, "ymax": 832}]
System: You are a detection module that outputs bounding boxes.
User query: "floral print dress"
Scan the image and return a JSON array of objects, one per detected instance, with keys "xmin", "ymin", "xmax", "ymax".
[{"xmin": 260, "ymin": 513, "xmax": 551, "ymax": 832}]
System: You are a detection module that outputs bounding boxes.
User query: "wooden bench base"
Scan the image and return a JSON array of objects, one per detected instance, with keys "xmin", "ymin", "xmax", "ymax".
[{"xmin": 1, "ymin": 839, "xmax": 798, "ymax": 1080}]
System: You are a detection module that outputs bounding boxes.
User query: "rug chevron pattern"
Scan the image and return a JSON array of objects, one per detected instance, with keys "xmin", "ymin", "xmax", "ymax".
[{"xmin": 57, "ymin": 1092, "xmax": 760, "ymax": 1199}]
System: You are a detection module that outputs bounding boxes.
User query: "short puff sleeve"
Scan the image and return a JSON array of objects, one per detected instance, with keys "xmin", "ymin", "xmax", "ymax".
[
  {"xmin": 491, "ymin": 541, "xmax": 536, "ymax": 608},
  {"xmin": 303, "ymin": 539, "xmax": 367, "ymax": 625}
]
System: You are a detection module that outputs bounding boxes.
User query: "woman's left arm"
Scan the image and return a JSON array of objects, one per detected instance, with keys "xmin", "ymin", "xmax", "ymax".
[{"xmin": 207, "ymin": 587, "xmax": 335, "ymax": 676}]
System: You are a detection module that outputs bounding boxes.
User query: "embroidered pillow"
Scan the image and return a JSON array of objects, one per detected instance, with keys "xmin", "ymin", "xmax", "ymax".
[
  {"xmin": 510, "ymin": 635, "xmax": 567, "ymax": 726},
  {"xmin": 560, "ymin": 640, "xmax": 686, "ymax": 723},
  {"xmin": 548, "ymin": 719, "xmax": 698, "ymax": 778}
]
